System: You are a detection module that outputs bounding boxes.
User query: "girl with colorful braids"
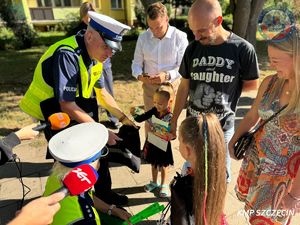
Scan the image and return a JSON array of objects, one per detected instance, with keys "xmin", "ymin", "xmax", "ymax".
[{"xmin": 171, "ymin": 113, "xmax": 228, "ymax": 225}]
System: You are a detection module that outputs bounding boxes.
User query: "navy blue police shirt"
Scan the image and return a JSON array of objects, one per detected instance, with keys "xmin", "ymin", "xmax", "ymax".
[{"xmin": 41, "ymin": 30, "xmax": 104, "ymax": 102}]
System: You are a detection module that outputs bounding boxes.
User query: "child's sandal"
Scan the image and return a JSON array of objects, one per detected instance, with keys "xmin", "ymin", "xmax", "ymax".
[
  {"xmin": 144, "ymin": 181, "xmax": 159, "ymax": 192},
  {"xmin": 159, "ymin": 184, "xmax": 169, "ymax": 198}
]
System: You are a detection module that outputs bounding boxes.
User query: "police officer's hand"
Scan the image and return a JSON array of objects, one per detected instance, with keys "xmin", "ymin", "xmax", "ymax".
[
  {"xmin": 112, "ymin": 208, "xmax": 132, "ymax": 224},
  {"xmin": 121, "ymin": 117, "xmax": 138, "ymax": 129},
  {"xmin": 107, "ymin": 131, "xmax": 122, "ymax": 145}
]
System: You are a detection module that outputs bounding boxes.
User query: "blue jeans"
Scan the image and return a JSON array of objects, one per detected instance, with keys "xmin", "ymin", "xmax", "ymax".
[{"xmin": 224, "ymin": 126, "xmax": 234, "ymax": 183}]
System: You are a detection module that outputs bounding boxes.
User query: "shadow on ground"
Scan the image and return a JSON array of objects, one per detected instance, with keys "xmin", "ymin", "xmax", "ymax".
[{"xmin": 0, "ymin": 162, "xmax": 53, "ymax": 179}]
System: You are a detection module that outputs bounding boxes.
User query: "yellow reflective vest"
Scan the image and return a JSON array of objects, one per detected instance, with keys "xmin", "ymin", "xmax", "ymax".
[
  {"xmin": 43, "ymin": 173, "xmax": 101, "ymax": 225},
  {"xmin": 19, "ymin": 36, "xmax": 102, "ymax": 121}
]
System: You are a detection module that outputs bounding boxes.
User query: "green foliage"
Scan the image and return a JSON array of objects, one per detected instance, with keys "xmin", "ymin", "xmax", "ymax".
[
  {"xmin": 61, "ymin": 12, "xmax": 81, "ymax": 36},
  {"xmin": 165, "ymin": 3, "xmax": 173, "ymax": 17},
  {"xmin": 123, "ymin": 28, "xmax": 140, "ymax": 41},
  {"xmin": 264, "ymin": 0, "xmax": 293, "ymax": 9},
  {"xmin": 0, "ymin": 0, "xmax": 37, "ymax": 49},
  {"xmin": 34, "ymin": 32, "xmax": 67, "ymax": 46},
  {"xmin": 163, "ymin": 0, "xmax": 193, "ymax": 8},
  {"xmin": 134, "ymin": 0, "xmax": 147, "ymax": 29},
  {"xmin": 219, "ymin": 0, "xmax": 231, "ymax": 17},
  {"xmin": 13, "ymin": 22, "xmax": 37, "ymax": 49},
  {"xmin": 0, "ymin": 26, "xmax": 15, "ymax": 50},
  {"xmin": 111, "ymin": 40, "xmax": 139, "ymax": 79},
  {"xmin": 222, "ymin": 14, "xmax": 233, "ymax": 30}
]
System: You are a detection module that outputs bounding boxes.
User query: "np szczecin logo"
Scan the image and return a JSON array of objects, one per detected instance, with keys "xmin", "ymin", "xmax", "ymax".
[{"xmin": 258, "ymin": 6, "xmax": 295, "ymax": 41}]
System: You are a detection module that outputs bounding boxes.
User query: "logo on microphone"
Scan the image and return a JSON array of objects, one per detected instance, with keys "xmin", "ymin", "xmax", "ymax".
[{"xmin": 72, "ymin": 167, "xmax": 92, "ymax": 184}]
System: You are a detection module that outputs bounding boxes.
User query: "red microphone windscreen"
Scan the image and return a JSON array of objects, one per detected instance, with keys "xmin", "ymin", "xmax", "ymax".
[
  {"xmin": 62, "ymin": 164, "xmax": 98, "ymax": 196},
  {"xmin": 48, "ymin": 113, "xmax": 71, "ymax": 130}
]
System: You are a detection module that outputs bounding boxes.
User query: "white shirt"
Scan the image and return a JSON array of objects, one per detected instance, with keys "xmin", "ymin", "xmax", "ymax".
[{"xmin": 131, "ymin": 25, "xmax": 188, "ymax": 82}]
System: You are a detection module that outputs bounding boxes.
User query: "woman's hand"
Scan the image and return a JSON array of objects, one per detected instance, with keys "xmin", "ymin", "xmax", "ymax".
[{"xmin": 15, "ymin": 124, "xmax": 39, "ymax": 141}]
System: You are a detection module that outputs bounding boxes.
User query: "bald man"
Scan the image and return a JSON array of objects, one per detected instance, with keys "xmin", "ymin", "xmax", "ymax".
[{"xmin": 170, "ymin": 0, "xmax": 259, "ymax": 183}]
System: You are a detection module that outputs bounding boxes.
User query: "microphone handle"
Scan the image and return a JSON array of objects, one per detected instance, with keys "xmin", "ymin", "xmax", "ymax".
[
  {"xmin": 32, "ymin": 123, "xmax": 49, "ymax": 131},
  {"xmin": 51, "ymin": 186, "xmax": 69, "ymax": 198}
]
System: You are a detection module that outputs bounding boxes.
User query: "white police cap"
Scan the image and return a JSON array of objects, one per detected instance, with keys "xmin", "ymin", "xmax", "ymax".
[
  {"xmin": 88, "ymin": 11, "xmax": 131, "ymax": 52},
  {"xmin": 49, "ymin": 122, "xmax": 109, "ymax": 168}
]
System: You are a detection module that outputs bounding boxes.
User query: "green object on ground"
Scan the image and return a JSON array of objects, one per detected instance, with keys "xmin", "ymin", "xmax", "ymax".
[{"xmin": 122, "ymin": 202, "xmax": 165, "ymax": 225}]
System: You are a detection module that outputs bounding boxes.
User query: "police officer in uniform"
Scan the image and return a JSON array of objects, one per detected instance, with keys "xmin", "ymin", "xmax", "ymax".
[
  {"xmin": 44, "ymin": 122, "xmax": 132, "ymax": 225},
  {"xmin": 20, "ymin": 11, "xmax": 135, "ymax": 205}
]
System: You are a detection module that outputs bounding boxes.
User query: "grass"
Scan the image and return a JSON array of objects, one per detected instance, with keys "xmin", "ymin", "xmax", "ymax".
[
  {"xmin": 0, "ymin": 39, "xmax": 142, "ymax": 136},
  {"xmin": 34, "ymin": 31, "xmax": 66, "ymax": 46},
  {"xmin": 0, "ymin": 32, "xmax": 274, "ymax": 136}
]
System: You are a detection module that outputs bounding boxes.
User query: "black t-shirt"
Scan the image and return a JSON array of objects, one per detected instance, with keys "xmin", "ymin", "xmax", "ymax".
[{"xmin": 179, "ymin": 33, "xmax": 259, "ymax": 130}]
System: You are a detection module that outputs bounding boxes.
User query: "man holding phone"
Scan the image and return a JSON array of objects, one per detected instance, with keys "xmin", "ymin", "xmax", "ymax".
[{"xmin": 131, "ymin": 2, "xmax": 188, "ymax": 130}]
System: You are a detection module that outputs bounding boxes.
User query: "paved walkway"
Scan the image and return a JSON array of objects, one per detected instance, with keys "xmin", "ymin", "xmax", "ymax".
[{"xmin": 1, "ymin": 91, "xmax": 299, "ymax": 225}]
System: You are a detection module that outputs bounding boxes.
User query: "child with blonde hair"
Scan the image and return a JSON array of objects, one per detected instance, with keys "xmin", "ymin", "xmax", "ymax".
[{"xmin": 172, "ymin": 113, "xmax": 228, "ymax": 225}]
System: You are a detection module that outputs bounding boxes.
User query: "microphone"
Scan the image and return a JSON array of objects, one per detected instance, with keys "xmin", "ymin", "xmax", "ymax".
[
  {"xmin": 33, "ymin": 113, "xmax": 70, "ymax": 131},
  {"xmin": 53, "ymin": 164, "xmax": 99, "ymax": 197}
]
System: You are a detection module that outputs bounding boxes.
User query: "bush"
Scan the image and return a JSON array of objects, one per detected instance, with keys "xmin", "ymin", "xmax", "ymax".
[
  {"xmin": 169, "ymin": 18, "xmax": 187, "ymax": 29},
  {"xmin": 61, "ymin": 13, "xmax": 81, "ymax": 36},
  {"xmin": 33, "ymin": 32, "xmax": 67, "ymax": 46},
  {"xmin": 123, "ymin": 27, "xmax": 140, "ymax": 41},
  {"xmin": 0, "ymin": 2, "xmax": 37, "ymax": 49},
  {"xmin": 134, "ymin": 0, "xmax": 147, "ymax": 29},
  {"xmin": 222, "ymin": 15, "xmax": 233, "ymax": 31},
  {"xmin": 0, "ymin": 26, "xmax": 15, "ymax": 50},
  {"xmin": 13, "ymin": 22, "xmax": 37, "ymax": 49}
]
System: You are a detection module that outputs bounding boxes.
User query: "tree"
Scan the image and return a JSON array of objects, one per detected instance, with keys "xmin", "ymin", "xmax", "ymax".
[
  {"xmin": 230, "ymin": 0, "xmax": 266, "ymax": 47},
  {"xmin": 0, "ymin": 0, "xmax": 36, "ymax": 49},
  {"xmin": 140, "ymin": 0, "xmax": 160, "ymax": 10}
]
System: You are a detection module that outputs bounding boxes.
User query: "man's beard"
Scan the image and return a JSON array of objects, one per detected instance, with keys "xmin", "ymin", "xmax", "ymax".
[{"xmin": 199, "ymin": 34, "xmax": 217, "ymax": 45}]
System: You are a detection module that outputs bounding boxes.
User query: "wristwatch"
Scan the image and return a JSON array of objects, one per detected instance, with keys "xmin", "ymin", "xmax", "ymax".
[
  {"xmin": 164, "ymin": 71, "xmax": 171, "ymax": 81},
  {"xmin": 107, "ymin": 204, "xmax": 116, "ymax": 216}
]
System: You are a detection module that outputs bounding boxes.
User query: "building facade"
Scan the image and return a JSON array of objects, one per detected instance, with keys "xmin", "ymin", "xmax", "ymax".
[{"xmin": 14, "ymin": 0, "xmax": 136, "ymax": 29}]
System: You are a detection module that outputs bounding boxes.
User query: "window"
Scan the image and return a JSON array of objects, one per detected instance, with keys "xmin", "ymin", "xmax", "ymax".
[
  {"xmin": 111, "ymin": 0, "xmax": 123, "ymax": 9},
  {"xmin": 37, "ymin": 0, "xmax": 80, "ymax": 7}
]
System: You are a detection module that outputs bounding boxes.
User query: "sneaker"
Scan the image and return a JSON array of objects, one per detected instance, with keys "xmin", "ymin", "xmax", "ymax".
[
  {"xmin": 144, "ymin": 181, "xmax": 159, "ymax": 192},
  {"xmin": 159, "ymin": 184, "xmax": 169, "ymax": 198}
]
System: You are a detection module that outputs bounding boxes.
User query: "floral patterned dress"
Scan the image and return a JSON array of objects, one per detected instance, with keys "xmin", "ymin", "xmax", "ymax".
[{"xmin": 235, "ymin": 76, "xmax": 300, "ymax": 225}]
